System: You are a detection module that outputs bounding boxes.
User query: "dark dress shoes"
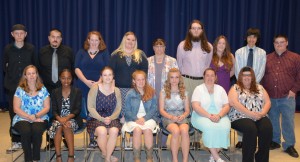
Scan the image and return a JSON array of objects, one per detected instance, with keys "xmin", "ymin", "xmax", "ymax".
[
  {"xmin": 269, "ymin": 141, "xmax": 281, "ymax": 150},
  {"xmin": 285, "ymin": 146, "xmax": 299, "ymax": 158},
  {"xmin": 235, "ymin": 141, "xmax": 242, "ymax": 149}
]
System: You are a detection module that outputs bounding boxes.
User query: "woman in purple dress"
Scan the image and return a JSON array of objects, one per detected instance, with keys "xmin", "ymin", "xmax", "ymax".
[{"xmin": 210, "ymin": 35, "xmax": 235, "ymax": 93}]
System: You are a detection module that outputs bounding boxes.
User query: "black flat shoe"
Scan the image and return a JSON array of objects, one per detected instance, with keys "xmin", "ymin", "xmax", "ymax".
[
  {"xmin": 269, "ymin": 141, "xmax": 281, "ymax": 150},
  {"xmin": 285, "ymin": 146, "xmax": 299, "ymax": 158},
  {"xmin": 235, "ymin": 141, "xmax": 242, "ymax": 149}
]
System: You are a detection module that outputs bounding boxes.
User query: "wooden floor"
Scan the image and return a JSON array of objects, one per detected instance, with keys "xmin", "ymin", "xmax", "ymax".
[{"xmin": 0, "ymin": 112, "xmax": 299, "ymax": 161}]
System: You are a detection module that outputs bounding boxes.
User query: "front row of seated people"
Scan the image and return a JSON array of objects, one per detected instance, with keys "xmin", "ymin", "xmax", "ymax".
[{"xmin": 12, "ymin": 65, "xmax": 272, "ymax": 162}]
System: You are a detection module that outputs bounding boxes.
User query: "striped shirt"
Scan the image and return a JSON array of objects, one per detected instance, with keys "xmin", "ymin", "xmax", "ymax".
[
  {"xmin": 235, "ymin": 46, "xmax": 266, "ymax": 82},
  {"xmin": 262, "ymin": 50, "xmax": 300, "ymax": 98}
]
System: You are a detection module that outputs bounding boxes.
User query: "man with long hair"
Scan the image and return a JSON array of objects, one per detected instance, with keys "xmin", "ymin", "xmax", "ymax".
[{"xmin": 176, "ymin": 19, "xmax": 213, "ymax": 148}]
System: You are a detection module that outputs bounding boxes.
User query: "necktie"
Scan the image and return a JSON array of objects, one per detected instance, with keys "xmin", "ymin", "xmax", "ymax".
[
  {"xmin": 247, "ymin": 48, "xmax": 253, "ymax": 67},
  {"xmin": 52, "ymin": 48, "xmax": 58, "ymax": 83}
]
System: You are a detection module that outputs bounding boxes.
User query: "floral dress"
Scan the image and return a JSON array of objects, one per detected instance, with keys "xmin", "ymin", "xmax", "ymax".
[
  {"xmin": 12, "ymin": 86, "xmax": 49, "ymax": 126},
  {"xmin": 48, "ymin": 96, "xmax": 79, "ymax": 138}
]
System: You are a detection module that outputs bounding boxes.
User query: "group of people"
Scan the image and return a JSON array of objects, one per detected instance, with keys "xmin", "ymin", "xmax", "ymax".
[{"xmin": 3, "ymin": 18, "xmax": 299, "ymax": 162}]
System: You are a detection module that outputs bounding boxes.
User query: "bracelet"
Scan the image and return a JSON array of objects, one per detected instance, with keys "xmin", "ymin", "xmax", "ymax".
[
  {"xmin": 217, "ymin": 114, "xmax": 221, "ymax": 119},
  {"xmin": 34, "ymin": 114, "xmax": 38, "ymax": 119}
]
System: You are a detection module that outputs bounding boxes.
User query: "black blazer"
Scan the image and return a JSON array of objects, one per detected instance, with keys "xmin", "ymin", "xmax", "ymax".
[{"xmin": 51, "ymin": 87, "xmax": 83, "ymax": 128}]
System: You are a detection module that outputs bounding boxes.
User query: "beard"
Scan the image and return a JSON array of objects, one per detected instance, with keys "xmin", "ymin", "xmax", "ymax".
[{"xmin": 189, "ymin": 32, "xmax": 201, "ymax": 42}]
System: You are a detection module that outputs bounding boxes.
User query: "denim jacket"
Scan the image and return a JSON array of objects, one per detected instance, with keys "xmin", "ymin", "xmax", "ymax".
[{"xmin": 124, "ymin": 89, "xmax": 158, "ymax": 122}]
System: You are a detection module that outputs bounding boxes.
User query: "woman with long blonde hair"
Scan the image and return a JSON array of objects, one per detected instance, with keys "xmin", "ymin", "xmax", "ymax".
[
  {"xmin": 110, "ymin": 32, "xmax": 148, "ymax": 148},
  {"xmin": 159, "ymin": 68, "xmax": 190, "ymax": 162}
]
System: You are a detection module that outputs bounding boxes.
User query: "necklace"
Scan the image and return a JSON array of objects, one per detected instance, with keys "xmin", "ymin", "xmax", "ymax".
[
  {"xmin": 89, "ymin": 50, "xmax": 98, "ymax": 55},
  {"xmin": 29, "ymin": 90, "xmax": 36, "ymax": 95}
]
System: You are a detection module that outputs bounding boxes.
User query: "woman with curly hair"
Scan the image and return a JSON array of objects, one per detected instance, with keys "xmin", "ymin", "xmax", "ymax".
[
  {"xmin": 122, "ymin": 70, "xmax": 157, "ymax": 162},
  {"xmin": 159, "ymin": 68, "xmax": 190, "ymax": 162}
]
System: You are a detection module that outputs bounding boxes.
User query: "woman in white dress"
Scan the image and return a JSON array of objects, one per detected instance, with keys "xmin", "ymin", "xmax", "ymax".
[{"xmin": 122, "ymin": 70, "xmax": 158, "ymax": 162}]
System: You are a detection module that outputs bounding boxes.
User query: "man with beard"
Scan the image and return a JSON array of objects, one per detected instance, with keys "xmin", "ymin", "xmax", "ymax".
[
  {"xmin": 39, "ymin": 28, "xmax": 74, "ymax": 149},
  {"xmin": 3, "ymin": 24, "xmax": 36, "ymax": 152},
  {"xmin": 177, "ymin": 19, "xmax": 213, "ymax": 149}
]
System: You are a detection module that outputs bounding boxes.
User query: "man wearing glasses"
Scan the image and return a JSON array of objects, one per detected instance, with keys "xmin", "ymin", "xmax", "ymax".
[
  {"xmin": 262, "ymin": 34, "xmax": 300, "ymax": 158},
  {"xmin": 176, "ymin": 19, "xmax": 213, "ymax": 149}
]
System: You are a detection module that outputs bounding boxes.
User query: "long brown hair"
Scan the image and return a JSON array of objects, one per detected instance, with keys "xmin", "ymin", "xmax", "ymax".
[
  {"xmin": 183, "ymin": 19, "xmax": 211, "ymax": 53},
  {"xmin": 19, "ymin": 65, "xmax": 44, "ymax": 93},
  {"xmin": 237, "ymin": 67, "xmax": 259, "ymax": 94},
  {"xmin": 163, "ymin": 68, "xmax": 186, "ymax": 100},
  {"xmin": 132, "ymin": 70, "xmax": 155, "ymax": 102},
  {"xmin": 83, "ymin": 31, "xmax": 107, "ymax": 52},
  {"xmin": 211, "ymin": 35, "xmax": 233, "ymax": 72}
]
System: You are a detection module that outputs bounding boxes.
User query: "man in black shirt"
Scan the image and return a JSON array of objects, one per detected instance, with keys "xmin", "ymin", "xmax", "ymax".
[
  {"xmin": 3, "ymin": 24, "xmax": 36, "ymax": 152},
  {"xmin": 39, "ymin": 29, "xmax": 74, "ymax": 93},
  {"xmin": 39, "ymin": 29, "xmax": 74, "ymax": 148}
]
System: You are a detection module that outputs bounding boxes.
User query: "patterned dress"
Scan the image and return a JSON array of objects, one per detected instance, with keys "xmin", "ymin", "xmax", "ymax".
[
  {"xmin": 48, "ymin": 96, "xmax": 79, "ymax": 138},
  {"xmin": 228, "ymin": 84, "xmax": 265, "ymax": 122},
  {"xmin": 161, "ymin": 90, "xmax": 189, "ymax": 128},
  {"xmin": 87, "ymin": 90, "xmax": 122, "ymax": 140}
]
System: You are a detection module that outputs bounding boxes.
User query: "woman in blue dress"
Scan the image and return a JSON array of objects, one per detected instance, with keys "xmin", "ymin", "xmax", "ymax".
[
  {"xmin": 13, "ymin": 65, "xmax": 50, "ymax": 162},
  {"xmin": 87, "ymin": 67, "xmax": 122, "ymax": 162},
  {"xmin": 191, "ymin": 68, "xmax": 231, "ymax": 162},
  {"xmin": 75, "ymin": 31, "xmax": 110, "ymax": 147}
]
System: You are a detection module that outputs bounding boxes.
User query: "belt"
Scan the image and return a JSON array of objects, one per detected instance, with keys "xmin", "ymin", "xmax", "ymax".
[{"xmin": 182, "ymin": 74, "xmax": 203, "ymax": 80}]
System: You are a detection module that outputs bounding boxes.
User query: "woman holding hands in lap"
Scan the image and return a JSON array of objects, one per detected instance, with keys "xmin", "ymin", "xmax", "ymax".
[
  {"xmin": 159, "ymin": 68, "xmax": 190, "ymax": 162},
  {"xmin": 191, "ymin": 68, "xmax": 231, "ymax": 162},
  {"xmin": 48, "ymin": 69, "xmax": 82, "ymax": 162},
  {"xmin": 87, "ymin": 66, "xmax": 122, "ymax": 162},
  {"xmin": 122, "ymin": 70, "xmax": 158, "ymax": 162},
  {"xmin": 13, "ymin": 65, "xmax": 50, "ymax": 162}
]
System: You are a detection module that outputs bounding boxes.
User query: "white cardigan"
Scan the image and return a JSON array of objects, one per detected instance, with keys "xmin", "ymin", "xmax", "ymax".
[{"xmin": 191, "ymin": 83, "xmax": 228, "ymax": 112}]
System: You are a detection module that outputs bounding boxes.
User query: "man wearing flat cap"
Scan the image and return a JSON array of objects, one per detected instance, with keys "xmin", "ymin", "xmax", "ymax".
[{"xmin": 3, "ymin": 24, "xmax": 36, "ymax": 152}]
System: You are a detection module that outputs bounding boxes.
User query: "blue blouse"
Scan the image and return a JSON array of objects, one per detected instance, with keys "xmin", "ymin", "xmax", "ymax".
[{"xmin": 12, "ymin": 86, "xmax": 49, "ymax": 126}]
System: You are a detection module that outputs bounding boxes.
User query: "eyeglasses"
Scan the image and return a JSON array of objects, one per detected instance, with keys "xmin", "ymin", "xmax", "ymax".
[
  {"xmin": 191, "ymin": 27, "xmax": 202, "ymax": 31},
  {"xmin": 242, "ymin": 74, "xmax": 251, "ymax": 77},
  {"xmin": 274, "ymin": 41, "xmax": 286, "ymax": 45},
  {"xmin": 154, "ymin": 45, "xmax": 165, "ymax": 48}
]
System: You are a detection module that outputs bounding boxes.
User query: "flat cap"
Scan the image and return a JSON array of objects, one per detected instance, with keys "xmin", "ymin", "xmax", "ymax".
[{"xmin": 11, "ymin": 24, "xmax": 27, "ymax": 32}]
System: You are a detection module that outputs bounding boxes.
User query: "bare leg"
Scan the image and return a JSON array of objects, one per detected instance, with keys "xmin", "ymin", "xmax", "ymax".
[
  {"xmin": 179, "ymin": 124, "xmax": 189, "ymax": 162},
  {"xmin": 210, "ymin": 148, "xmax": 221, "ymax": 161},
  {"xmin": 167, "ymin": 123, "xmax": 180, "ymax": 162},
  {"xmin": 105, "ymin": 127, "xmax": 119, "ymax": 162},
  {"xmin": 62, "ymin": 126, "xmax": 75, "ymax": 162},
  {"xmin": 143, "ymin": 129, "xmax": 154, "ymax": 162},
  {"xmin": 54, "ymin": 127, "xmax": 63, "ymax": 162},
  {"xmin": 95, "ymin": 126, "xmax": 108, "ymax": 157},
  {"xmin": 133, "ymin": 128, "xmax": 142, "ymax": 162}
]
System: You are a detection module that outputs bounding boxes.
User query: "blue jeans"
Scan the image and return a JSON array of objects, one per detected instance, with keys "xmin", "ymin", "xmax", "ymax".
[{"xmin": 268, "ymin": 97, "xmax": 296, "ymax": 150}]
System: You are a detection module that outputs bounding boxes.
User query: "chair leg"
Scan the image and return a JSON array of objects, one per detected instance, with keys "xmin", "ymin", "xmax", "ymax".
[{"xmin": 220, "ymin": 150, "xmax": 231, "ymax": 161}]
